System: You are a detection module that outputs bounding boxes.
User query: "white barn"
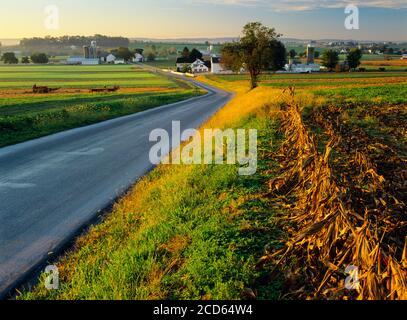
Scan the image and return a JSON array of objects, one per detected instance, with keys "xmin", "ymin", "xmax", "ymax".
[{"xmin": 284, "ymin": 63, "xmax": 320, "ymax": 73}]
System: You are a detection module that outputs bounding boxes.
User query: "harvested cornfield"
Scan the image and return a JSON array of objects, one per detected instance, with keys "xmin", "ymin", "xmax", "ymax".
[{"xmin": 263, "ymin": 88, "xmax": 406, "ymax": 300}]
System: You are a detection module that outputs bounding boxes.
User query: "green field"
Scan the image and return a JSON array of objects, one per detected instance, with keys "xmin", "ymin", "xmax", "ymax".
[
  {"xmin": 0, "ymin": 65, "xmax": 203, "ymax": 147},
  {"xmin": 142, "ymin": 57, "xmax": 178, "ymax": 70},
  {"xmin": 0, "ymin": 65, "xmax": 178, "ymax": 89}
]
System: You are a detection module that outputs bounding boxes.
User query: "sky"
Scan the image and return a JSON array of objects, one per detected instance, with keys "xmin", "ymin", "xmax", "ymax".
[{"xmin": 0, "ymin": 0, "xmax": 406, "ymax": 41}]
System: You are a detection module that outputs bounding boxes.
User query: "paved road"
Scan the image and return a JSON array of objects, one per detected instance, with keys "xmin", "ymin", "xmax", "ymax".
[{"xmin": 0, "ymin": 77, "xmax": 232, "ymax": 298}]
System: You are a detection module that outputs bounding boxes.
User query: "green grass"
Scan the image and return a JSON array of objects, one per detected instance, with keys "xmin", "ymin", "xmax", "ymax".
[
  {"xmin": 21, "ymin": 108, "xmax": 285, "ymax": 300},
  {"xmin": 0, "ymin": 65, "xmax": 175, "ymax": 89},
  {"xmin": 143, "ymin": 57, "xmax": 177, "ymax": 70},
  {"xmin": 0, "ymin": 90, "xmax": 202, "ymax": 148},
  {"xmin": 315, "ymin": 83, "xmax": 407, "ymax": 104}
]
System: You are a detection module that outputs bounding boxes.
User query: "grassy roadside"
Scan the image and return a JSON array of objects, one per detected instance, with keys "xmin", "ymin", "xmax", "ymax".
[{"xmin": 21, "ymin": 84, "xmax": 287, "ymax": 300}]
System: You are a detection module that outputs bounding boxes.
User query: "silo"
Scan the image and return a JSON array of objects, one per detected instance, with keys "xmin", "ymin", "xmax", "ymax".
[
  {"xmin": 307, "ymin": 44, "xmax": 315, "ymax": 64},
  {"xmin": 83, "ymin": 46, "xmax": 90, "ymax": 59}
]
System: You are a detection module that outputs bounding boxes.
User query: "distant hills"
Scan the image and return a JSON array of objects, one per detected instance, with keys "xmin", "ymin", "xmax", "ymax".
[{"xmin": 2, "ymin": 37, "xmax": 406, "ymax": 47}]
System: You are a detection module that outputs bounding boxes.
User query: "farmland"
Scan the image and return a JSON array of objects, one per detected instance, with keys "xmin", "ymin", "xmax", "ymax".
[
  {"xmin": 21, "ymin": 69, "xmax": 406, "ymax": 300},
  {"xmin": 0, "ymin": 65, "xmax": 203, "ymax": 147}
]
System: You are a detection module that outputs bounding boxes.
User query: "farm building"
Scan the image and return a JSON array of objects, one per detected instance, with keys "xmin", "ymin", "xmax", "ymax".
[
  {"xmin": 190, "ymin": 59, "xmax": 209, "ymax": 73},
  {"xmin": 114, "ymin": 59, "xmax": 126, "ymax": 65},
  {"xmin": 401, "ymin": 54, "xmax": 407, "ymax": 60},
  {"xmin": 134, "ymin": 53, "xmax": 145, "ymax": 62},
  {"xmin": 284, "ymin": 63, "xmax": 321, "ymax": 73},
  {"xmin": 66, "ymin": 57, "xmax": 100, "ymax": 65},
  {"xmin": 211, "ymin": 56, "xmax": 232, "ymax": 74},
  {"xmin": 67, "ymin": 40, "xmax": 100, "ymax": 65},
  {"xmin": 176, "ymin": 57, "xmax": 195, "ymax": 71},
  {"xmin": 106, "ymin": 54, "xmax": 117, "ymax": 64}
]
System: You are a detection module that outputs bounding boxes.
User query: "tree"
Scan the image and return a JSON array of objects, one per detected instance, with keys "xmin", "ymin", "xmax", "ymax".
[
  {"xmin": 321, "ymin": 49, "xmax": 339, "ymax": 71},
  {"xmin": 30, "ymin": 53, "xmax": 49, "ymax": 64},
  {"xmin": 221, "ymin": 22, "xmax": 286, "ymax": 89},
  {"xmin": 314, "ymin": 51, "xmax": 320, "ymax": 59},
  {"xmin": 346, "ymin": 48, "xmax": 363, "ymax": 71},
  {"xmin": 189, "ymin": 48, "xmax": 203, "ymax": 62},
  {"xmin": 146, "ymin": 51, "xmax": 156, "ymax": 61},
  {"xmin": 21, "ymin": 56, "xmax": 30, "ymax": 64},
  {"xmin": 1, "ymin": 52, "xmax": 18, "ymax": 64},
  {"xmin": 181, "ymin": 47, "xmax": 190, "ymax": 58},
  {"xmin": 268, "ymin": 40, "xmax": 287, "ymax": 71},
  {"xmin": 288, "ymin": 49, "xmax": 297, "ymax": 59},
  {"xmin": 134, "ymin": 48, "xmax": 144, "ymax": 55},
  {"xmin": 111, "ymin": 47, "xmax": 133, "ymax": 62}
]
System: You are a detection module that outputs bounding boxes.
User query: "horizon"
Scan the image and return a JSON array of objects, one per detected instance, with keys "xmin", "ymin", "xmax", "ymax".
[{"xmin": 0, "ymin": 1, "xmax": 406, "ymax": 42}]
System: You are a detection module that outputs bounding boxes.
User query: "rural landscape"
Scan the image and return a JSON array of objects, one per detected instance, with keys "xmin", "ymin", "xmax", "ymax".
[{"xmin": 0, "ymin": 0, "xmax": 406, "ymax": 307}]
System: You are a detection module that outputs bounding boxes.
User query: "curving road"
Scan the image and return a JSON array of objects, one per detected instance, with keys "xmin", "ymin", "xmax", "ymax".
[{"xmin": 0, "ymin": 75, "xmax": 232, "ymax": 298}]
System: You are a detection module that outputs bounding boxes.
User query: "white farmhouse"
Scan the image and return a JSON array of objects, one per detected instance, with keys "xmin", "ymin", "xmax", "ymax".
[
  {"xmin": 190, "ymin": 59, "xmax": 209, "ymax": 73},
  {"xmin": 106, "ymin": 54, "xmax": 116, "ymax": 64},
  {"xmin": 134, "ymin": 53, "xmax": 144, "ymax": 62},
  {"xmin": 401, "ymin": 54, "xmax": 407, "ymax": 60}
]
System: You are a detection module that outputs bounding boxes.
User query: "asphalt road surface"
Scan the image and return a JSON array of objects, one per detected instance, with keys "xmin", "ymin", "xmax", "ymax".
[{"xmin": 0, "ymin": 77, "xmax": 232, "ymax": 298}]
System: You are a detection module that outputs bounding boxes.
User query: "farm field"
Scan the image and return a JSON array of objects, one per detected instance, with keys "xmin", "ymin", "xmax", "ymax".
[
  {"xmin": 22, "ymin": 71, "xmax": 406, "ymax": 300},
  {"xmin": 142, "ymin": 57, "xmax": 178, "ymax": 70},
  {"xmin": 0, "ymin": 65, "xmax": 179, "ymax": 89},
  {"xmin": 205, "ymin": 72, "xmax": 407, "ymax": 91},
  {"xmin": 0, "ymin": 65, "xmax": 203, "ymax": 147}
]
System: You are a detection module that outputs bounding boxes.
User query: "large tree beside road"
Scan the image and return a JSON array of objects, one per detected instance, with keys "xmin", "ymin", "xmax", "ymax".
[{"xmin": 221, "ymin": 22, "xmax": 286, "ymax": 89}]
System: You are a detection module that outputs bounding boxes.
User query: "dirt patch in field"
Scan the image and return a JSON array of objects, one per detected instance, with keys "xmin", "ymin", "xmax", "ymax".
[{"xmin": 0, "ymin": 87, "xmax": 177, "ymax": 98}]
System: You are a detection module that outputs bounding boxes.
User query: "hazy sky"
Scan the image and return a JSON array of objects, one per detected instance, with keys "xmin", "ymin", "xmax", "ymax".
[{"xmin": 1, "ymin": 0, "xmax": 406, "ymax": 40}]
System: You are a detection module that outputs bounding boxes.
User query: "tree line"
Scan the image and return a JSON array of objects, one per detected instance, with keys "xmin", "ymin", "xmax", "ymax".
[
  {"xmin": 1, "ymin": 52, "xmax": 49, "ymax": 64},
  {"xmin": 20, "ymin": 35, "xmax": 130, "ymax": 48}
]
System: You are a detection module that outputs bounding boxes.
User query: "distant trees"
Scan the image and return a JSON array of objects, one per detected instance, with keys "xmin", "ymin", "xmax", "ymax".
[
  {"xmin": 30, "ymin": 53, "xmax": 49, "ymax": 64},
  {"xmin": 221, "ymin": 22, "xmax": 286, "ymax": 89},
  {"xmin": 321, "ymin": 49, "xmax": 339, "ymax": 71},
  {"xmin": 346, "ymin": 48, "xmax": 363, "ymax": 71},
  {"xmin": 1, "ymin": 52, "xmax": 18, "ymax": 64},
  {"xmin": 21, "ymin": 56, "xmax": 30, "ymax": 64},
  {"xmin": 20, "ymin": 35, "xmax": 129, "ymax": 49}
]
